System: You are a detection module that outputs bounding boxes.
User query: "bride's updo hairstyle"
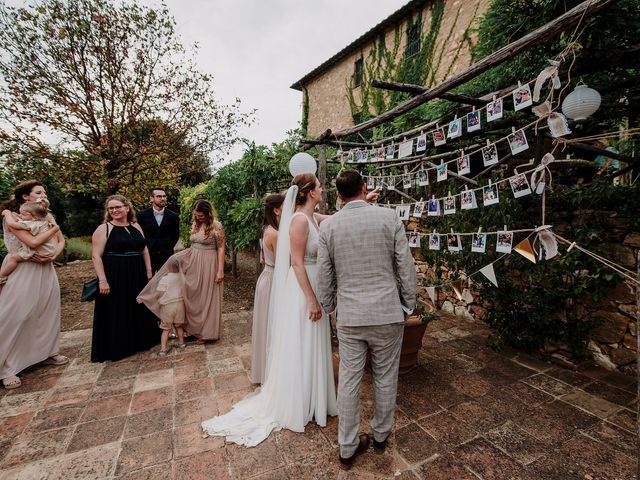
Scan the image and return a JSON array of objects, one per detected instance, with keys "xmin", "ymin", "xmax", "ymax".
[{"xmin": 291, "ymin": 173, "xmax": 318, "ymax": 206}]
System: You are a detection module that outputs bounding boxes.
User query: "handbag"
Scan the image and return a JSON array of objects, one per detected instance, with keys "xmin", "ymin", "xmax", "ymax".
[{"xmin": 80, "ymin": 278, "xmax": 99, "ymax": 302}]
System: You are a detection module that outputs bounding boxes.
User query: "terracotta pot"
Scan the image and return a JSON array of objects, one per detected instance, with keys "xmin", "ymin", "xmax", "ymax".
[{"xmin": 399, "ymin": 316, "xmax": 428, "ymax": 374}]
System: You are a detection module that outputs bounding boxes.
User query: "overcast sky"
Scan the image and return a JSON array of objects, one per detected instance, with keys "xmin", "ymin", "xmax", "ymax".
[{"xmin": 157, "ymin": 0, "xmax": 410, "ymax": 161}]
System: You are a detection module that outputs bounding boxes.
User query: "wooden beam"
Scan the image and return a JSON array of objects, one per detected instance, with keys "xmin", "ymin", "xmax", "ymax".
[
  {"xmin": 329, "ymin": 0, "xmax": 619, "ymax": 140},
  {"xmin": 372, "ymin": 79, "xmax": 485, "ymax": 107}
]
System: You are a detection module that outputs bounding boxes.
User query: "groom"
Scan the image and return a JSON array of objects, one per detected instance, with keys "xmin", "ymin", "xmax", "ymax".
[{"xmin": 317, "ymin": 169, "xmax": 416, "ymax": 468}]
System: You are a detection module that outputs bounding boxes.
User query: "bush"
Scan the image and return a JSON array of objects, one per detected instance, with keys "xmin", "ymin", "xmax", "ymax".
[{"xmin": 64, "ymin": 236, "xmax": 93, "ymax": 262}]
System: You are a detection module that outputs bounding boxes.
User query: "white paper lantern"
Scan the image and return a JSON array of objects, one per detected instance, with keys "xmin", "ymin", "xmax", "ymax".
[
  {"xmin": 561, "ymin": 84, "xmax": 601, "ymax": 121},
  {"xmin": 289, "ymin": 152, "xmax": 317, "ymax": 177}
]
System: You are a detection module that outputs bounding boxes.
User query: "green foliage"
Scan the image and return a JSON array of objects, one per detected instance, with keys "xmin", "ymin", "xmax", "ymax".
[
  {"xmin": 0, "ymin": 237, "xmax": 6, "ymax": 258},
  {"xmin": 64, "ymin": 236, "xmax": 93, "ymax": 262},
  {"xmin": 177, "ymin": 183, "xmax": 209, "ymax": 246}
]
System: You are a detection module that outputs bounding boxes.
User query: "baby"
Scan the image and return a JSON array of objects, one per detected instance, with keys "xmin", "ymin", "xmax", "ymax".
[{"xmin": 0, "ymin": 201, "xmax": 57, "ymax": 284}]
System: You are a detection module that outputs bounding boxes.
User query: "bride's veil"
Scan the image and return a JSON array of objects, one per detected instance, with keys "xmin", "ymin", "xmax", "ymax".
[{"xmin": 263, "ymin": 185, "xmax": 297, "ymax": 383}]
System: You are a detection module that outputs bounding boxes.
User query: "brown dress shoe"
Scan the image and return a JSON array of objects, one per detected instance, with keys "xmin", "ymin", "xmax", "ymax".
[{"xmin": 339, "ymin": 433, "xmax": 370, "ymax": 469}]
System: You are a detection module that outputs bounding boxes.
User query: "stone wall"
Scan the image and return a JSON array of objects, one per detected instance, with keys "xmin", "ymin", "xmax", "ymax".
[
  {"xmin": 302, "ymin": 0, "xmax": 490, "ymax": 138},
  {"xmin": 411, "ymin": 212, "xmax": 638, "ymax": 375}
]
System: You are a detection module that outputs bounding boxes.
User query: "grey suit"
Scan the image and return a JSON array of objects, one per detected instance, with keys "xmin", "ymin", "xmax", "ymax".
[{"xmin": 317, "ymin": 200, "xmax": 416, "ymax": 457}]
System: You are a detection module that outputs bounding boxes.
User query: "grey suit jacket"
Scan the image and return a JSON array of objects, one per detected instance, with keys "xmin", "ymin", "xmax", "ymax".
[{"xmin": 317, "ymin": 200, "xmax": 417, "ymax": 327}]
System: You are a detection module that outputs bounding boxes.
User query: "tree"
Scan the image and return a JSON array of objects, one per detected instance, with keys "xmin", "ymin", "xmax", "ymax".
[{"xmin": 0, "ymin": 0, "xmax": 252, "ymax": 196}]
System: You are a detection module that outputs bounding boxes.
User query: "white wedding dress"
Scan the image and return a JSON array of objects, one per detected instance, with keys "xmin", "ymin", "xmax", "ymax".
[{"xmin": 201, "ymin": 186, "xmax": 337, "ymax": 446}]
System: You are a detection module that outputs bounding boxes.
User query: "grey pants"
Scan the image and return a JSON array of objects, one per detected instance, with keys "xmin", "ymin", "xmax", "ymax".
[{"xmin": 337, "ymin": 323, "xmax": 404, "ymax": 457}]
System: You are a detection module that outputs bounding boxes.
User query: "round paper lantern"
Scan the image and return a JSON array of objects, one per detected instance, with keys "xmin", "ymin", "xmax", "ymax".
[
  {"xmin": 289, "ymin": 152, "xmax": 317, "ymax": 177},
  {"xmin": 561, "ymin": 84, "xmax": 601, "ymax": 121}
]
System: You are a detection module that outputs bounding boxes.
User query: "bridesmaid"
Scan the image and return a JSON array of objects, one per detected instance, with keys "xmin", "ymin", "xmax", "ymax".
[{"xmin": 250, "ymin": 193, "xmax": 284, "ymax": 384}]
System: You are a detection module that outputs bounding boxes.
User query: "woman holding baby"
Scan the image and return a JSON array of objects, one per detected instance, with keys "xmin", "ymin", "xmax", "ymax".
[{"xmin": 0, "ymin": 180, "xmax": 68, "ymax": 390}]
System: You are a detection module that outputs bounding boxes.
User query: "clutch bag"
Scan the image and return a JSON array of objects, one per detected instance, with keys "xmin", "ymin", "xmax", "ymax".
[{"xmin": 80, "ymin": 278, "xmax": 99, "ymax": 302}]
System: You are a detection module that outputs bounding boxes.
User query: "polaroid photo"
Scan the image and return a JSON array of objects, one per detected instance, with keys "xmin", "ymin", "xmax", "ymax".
[
  {"xmin": 496, "ymin": 230, "xmax": 513, "ymax": 253},
  {"xmin": 417, "ymin": 169, "xmax": 429, "ymax": 186},
  {"xmin": 512, "ymin": 83, "xmax": 533, "ymax": 111},
  {"xmin": 376, "ymin": 177, "xmax": 384, "ymax": 190},
  {"xmin": 366, "ymin": 176, "xmax": 376, "ymax": 190},
  {"xmin": 413, "ymin": 201, "xmax": 425, "ymax": 218},
  {"xmin": 460, "ymin": 189, "xmax": 478, "ymax": 210},
  {"xmin": 357, "ymin": 150, "xmax": 367, "ymax": 163},
  {"xmin": 369, "ymin": 148, "xmax": 379, "ymax": 162},
  {"xmin": 483, "ymin": 184, "xmax": 499, "ymax": 206},
  {"xmin": 396, "ymin": 204, "xmax": 410, "ymax": 221},
  {"xmin": 348, "ymin": 150, "xmax": 354, "ymax": 163},
  {"xmin": 403, "ymin": 174, "xmax": 412, "ymax": 190},
  {"xmin": 482, "ymin": 144, "xmax": 499, "ymax": 167},
  {"xmin": 387, "ymin": 175, "xmax": 396, "ymax": 191},
  {"xmin": 385, "ymin": 145, "xmax": 395, "ymax": 159},
  {"xmin": 408, "ymin": 232, "xmax": 421, "ymax": 249},
  {"xmin": 507, "ymin": 129, "xmax": 529, "ymax": 155},
  {"xmin": 447, "ymin": 233, "xmax": 462, "ymax": 252},
  {"xmin": 427, "ymin": 198, "xmax": 440, "ymax": 217},
  {"xmin": 510, "ymin": 173, "xmax": 532, "ymax": 198},
  {"xmin": 448, "ymin": 118, "xmax": 462, "ymax": 139},
  {"xmin": 486, "ymin": 98, "xmax": 503, "ymax": 122},
  {"xmin": 428, "ymin": 233, "xmax": 440, "ymax": 251},
  {"xmin": 416, "ymin": 134, "xmax": 427, "ymax": 152},
  {"xmin": 436, "ymin": 163, "xmax": 448, "ymax": 182},
  {"xmin": 377, "ymin": 147, "xmax": 386, "ymax": 161},
  {"xmin": 457, "ymin": 154, "xmax": 471, "ymax": 176},
  {"xmin": 471, "ymin": 233, "xmax": 487, "ymax": 253},
  {"xmin": 432, "ymin": 127, "xmax": 446, "ymax": 147},
  {"xmin": 467, "ymin": 110, "xmax": 481, "ymax": 132},
  {"xmin": 443, "ymin": 195, "xmax": 456, "ymax": 215},
  {"xmin": 398, "ymin": 139, "xmax": 413, "ymax": 159}
]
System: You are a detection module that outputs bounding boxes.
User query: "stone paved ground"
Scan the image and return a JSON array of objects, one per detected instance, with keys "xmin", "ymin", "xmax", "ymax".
[{"xmin": 0, "ymin": 311, "xmax": 637, "ymax": 479}]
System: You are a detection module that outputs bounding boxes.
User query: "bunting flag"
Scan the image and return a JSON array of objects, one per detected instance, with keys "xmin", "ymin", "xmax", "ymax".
[
  {"xmin": 479, "ymin": 263, "xmax": 498, "ymax": 287},
  {"xmin": 514, "ymin": 238, "xmax": 536, "ymax": 263},
  {"xmin": 537, "ymin": 230, "xmax": 558, "ymax": 260},
  {"xmin": 451, "ymin": 280, "xmax": 464, "ymax": 301},
  {"xmin": 426, "ymin": 286, "xmax": 436, "ymax": 304}
]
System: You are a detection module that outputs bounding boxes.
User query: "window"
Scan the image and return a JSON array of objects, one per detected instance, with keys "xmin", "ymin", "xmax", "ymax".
[{"xmin": 353, "ymin": 58, "xmax": 363, "ymax": 88}]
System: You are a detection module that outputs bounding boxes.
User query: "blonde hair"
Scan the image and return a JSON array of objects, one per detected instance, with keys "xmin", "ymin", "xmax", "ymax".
[
  {"xmin": 103, "ymin": 195, "xmax": 137, "ymax": 223},
  {"xmin": 20, "ymin": 200, "xmax": 48, "ymax": 220}
]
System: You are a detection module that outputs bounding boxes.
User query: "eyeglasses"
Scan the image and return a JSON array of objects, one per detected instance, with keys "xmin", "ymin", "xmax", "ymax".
[{"xmin": 108, "ymin": 205, "xmax": 125, "ymax": 211}]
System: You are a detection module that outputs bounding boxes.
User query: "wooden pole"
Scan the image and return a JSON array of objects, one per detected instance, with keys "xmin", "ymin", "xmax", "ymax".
[
  {"xmin": 318, "ymin": 144, "xmax": 328, "ymax": 214},
  {"xmin": 329, "ymin": 0, "xmax": 619, "ymax": 139},
  {"xmin": 371, "ymin": 79, "xmax": 486, "ymax": 107}
]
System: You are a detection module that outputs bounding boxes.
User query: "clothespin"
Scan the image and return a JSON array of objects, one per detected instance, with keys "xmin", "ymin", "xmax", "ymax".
[
  {"xmin": 447, "ymin": 190, "xmax": 452, "ymax": 198},
  {"xmin": 518, "ymin": 80, "xmax": 522, "ymax": 88},
  {"xmin": 512, "ymin": 126, "xmax": 516, "ymax": 134},
  {"xmin": 567, "ymin": 242, "xmax": 576, "ymax": 252},
  {"xmin": 477, "ymin": 226, "xmax": 482, "ymax": 235},
  {"xmin": 486, "ymin": 139, "xmax": 491, "ymax": 147},
  {"xmin": 503, "ymin": 224, "xmax": 508, "ymax": 231},
  {"xmin": 464, "ymin": 185, "xmax": 469, "ymax": 191},
  {"xmin": 492, "ymin": 94, "xmax": 497, "ymax": 102},
  {"xmin": 450, "ymin": 228, "xmax": 454, "ymax": 234},
  {"xmin": 489, "ymin": 179, "xmax": 492, "ymax": 186},
  {"xmin": 431, "ymin": 194, "xmax": 435, "ymax": 200}
]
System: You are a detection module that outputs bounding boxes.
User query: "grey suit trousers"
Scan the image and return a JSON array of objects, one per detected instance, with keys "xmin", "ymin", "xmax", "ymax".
[{"xmin": 337, "ymin": 323, "xmax": 404, "ymax": 457}]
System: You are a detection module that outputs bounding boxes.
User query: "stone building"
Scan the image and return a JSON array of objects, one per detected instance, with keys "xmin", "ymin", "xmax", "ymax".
[{"xmin": 291, "ymin": 0, "xmax": 489, "ymax": 138}]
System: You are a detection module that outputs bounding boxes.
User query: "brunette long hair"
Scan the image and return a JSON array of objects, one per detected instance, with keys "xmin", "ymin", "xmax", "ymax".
[
  {"xmin": 191, "ymin": 198, "xmax": 216, "ymax": 239},
  {"xmin": 263, "ymin": 193, "xmax": 285, "ymax": 231},
  {"xmin": 291, "ymin": 173, "xmax": 318, "ymax": 206},
  {"xmin": 0, "ymin": 180, "xmax": 45, "ymax": 212},
  {"xmin": 103, "ymin": 195, "xmax": 137, "ymax": 223}
]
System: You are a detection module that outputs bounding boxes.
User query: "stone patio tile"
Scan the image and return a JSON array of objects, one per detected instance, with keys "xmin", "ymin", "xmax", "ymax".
[
  {"xmin": 511, "ymin": 353, "xmax": 553, "ymax": 373},
  {"xmin": 275, "ymin": 424, "xmax": 331, "ymax": 464},
  {"xmin": 443, "ymin": 338, "xmax": 477, "ymax": 353},
  {"xmin": 599, "ymin": 369, "xmax": 637, "ymax": 391},
  {"xmin": 418, "ymin": 411, "xmax": 478, "ymax": 448},
  {"xmin": 4, "ymin": 373, "xmax": 61, "ymax": 395},
  {"xmin": 208, "ymin": 357, "xmax": 245, "ymax": 376},
  {"xmin": 519, "ymin": 453, "xmax": 583, "ymax": 480},
  {"xmin": 173, "ymin": 351, "xmax": 207, "ymax": 369},
  {"xmin": 559, "ymin": 432, "xmax": 636, "ymax": 480},
  {"xmin": 507, "ymin": 381, "xmax": 555, "ymax": 407},
  {"xmin": 226, "ymin": 436, "xmax": 284, "ymax": 479},
  {"xmin": 173, "ymin": 421, "xmax": 223, "ymax": 459},
  {"xmin": 175, "ymin": 378, "xmax": 214, "ymax": 402},
  {"xmin": 130, "ymin": 386, "xmax": 174, "ymax": 414},
  {"xmin": 0, "ymin": 412, "xmax": 34, "ymax": 442},
  {"xmin": 545, "ymin": 367, "xmax": 593, "ymax": 388},
  {"xmin": 133, "ymin": 368, "xmax": 174, "ymax": 393},
  {"xmin": 483, "ymin": 421, "xmax": 546, "ymax": 465},
  {"xmin": 449, "ymin": 400, "xmax": 504, "ymax": 433},
  {"xmin": 416, "ymin": 454, "xmax": 478, "ymax": 480},
  {"xmin": 452, "ymin": 437, "xmax": 520, "ymax": 480},
  {"xmin": 0, "ymin": 440, "xmax": 11, "ymax": 464},
  {"xmin": 29, "ymin": 405, "xmax": 84, "ymax": 433},
  {"xmin": 396, "ymin": 391, "xmax": 441, "ymax": 419},
  {"xmin": 427, "ymin": 383, "xmax": 471, "ymax": 410},
  {"xmin": 48, "ymin": 441, "xmax": 119, "ymax": 480},
  {"xmin": 522, "ymin": 373, "xmax": 577, "ymax": 397},
  {"xmin": 123, "ymin": 406, "xmax": 173, "ymax": 438},
  {"xmin": 56, "ymin": 364, "xmax": 103, "ymax": 387},
  {"xmin": 91, "ymin": 376, "xmax": 136, "ymax": 399},
  {"xmin": 205, "ymin": 345, "xmax": 236, "ymax": 362},
  {"xmin": 173, "ymin": 449, "xmax": 229, "ymax": 480},
  {"xmin": 318, "ymin": 414, "xmax": 339, "ymax": 448},
  {"xmin": 44, "ymin": 383, "xmax": 93, "ymax": 408},
  {"xmin": 118, "ymin": 463, "xmax": 172, "ymax": 480},
  {"xmin": 605, "ymin": 407, "xmax": 636, "ymax": 433},
  {"xmin": 80, "ymin": 393, "xmax": 131, "ymax": 421},
  {"xmin": 582, "ymin": 379, "xmax": 637, "ymax": 407},
  {"xmin": 345, "ymin": 448, "xmax": 396, "ymax": 478},
  {"xmin": 174, "ymin": 397, "xmax": 207, "ymax": 427},
  {"xmin": 66, "ymin": 415, "xmax": 126, "ymax": 453},
  {"xmin": 98, "ymin": 360, "xmax": 141, "ymax": 382},
  {"xmin": 474, "ymin": 366, "xmax": 519, "ymax": 388},
  {"xmin": 211, "ymin": 372, "xmax": 252, "ymax": 394},
  {"xmin": 115, "ymin": 430, "xmax": 173, "ymax": 475},
  {"xmin": 138, "ymin": 357, "xmax": 173, "ymax": 374},
  {"xmin": 174, "ymin": 364, "xmax": 210, "ymax": 384},
  {"xmin": 0, "ymin": 391, "xmax": 49, "ymax": 417},
  {"xmin": 395, "ymin": 422, "xmax": 439, "ymax": 465},
  {"xmin": 449, "ymin": 373, "xmax": 493, "ymax": 398},
  {"xmin": 560, "ymin": 390, "xmax": 622, "ymax": 419},
  {"xmin": 254, "ymin": 466, "xmax": 294, "ymax": 479},
  {"xmin": 585, "ymin": 420, "xmax": 637, "ymax": 458},
  {"xmin": 2, "ymin": 426, "xmax": 74, "ymax": 469}
]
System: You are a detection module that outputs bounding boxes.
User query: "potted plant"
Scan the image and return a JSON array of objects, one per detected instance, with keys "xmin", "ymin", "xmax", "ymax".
[{"xmin": 399, "ymin": 300, "xmax": 438, "ymax": 374}]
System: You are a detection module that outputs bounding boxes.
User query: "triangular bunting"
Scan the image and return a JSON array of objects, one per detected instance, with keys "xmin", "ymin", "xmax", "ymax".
[
  {"xmin": 451, "ymin": 280, "xmax": 464, "ymax": 301},
  {"xmin": 426, "ymin": 286, "xmax": 436, "ymax": 304},
  {"xmin": 479, "ymin": 263, "xmax": 498, "ymax": 287},
  {"xmin": 514, "ymin": 238, "xmax": 536, "ymax": 263}
]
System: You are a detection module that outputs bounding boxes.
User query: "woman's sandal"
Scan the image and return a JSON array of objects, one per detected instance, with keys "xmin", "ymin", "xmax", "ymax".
[
  {"xmin": 158, "ymin": 348, "xmax": 172, "ymax": 357},
  {"xmin": 174, "ymin": 342, "xmax": 187, "ymax": 349},
  {"xmin": 3, "ymin": 376, "xmax": 21, "ymax": 389},
  {"xmin": 42, "ymin": 354, "xmax": 69, "ymax": 366}
]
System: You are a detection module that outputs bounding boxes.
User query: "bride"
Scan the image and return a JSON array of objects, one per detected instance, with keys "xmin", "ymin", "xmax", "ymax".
[{"xmin": 202, "ymin": 173, "xmax": 338, "ymax": 446}]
